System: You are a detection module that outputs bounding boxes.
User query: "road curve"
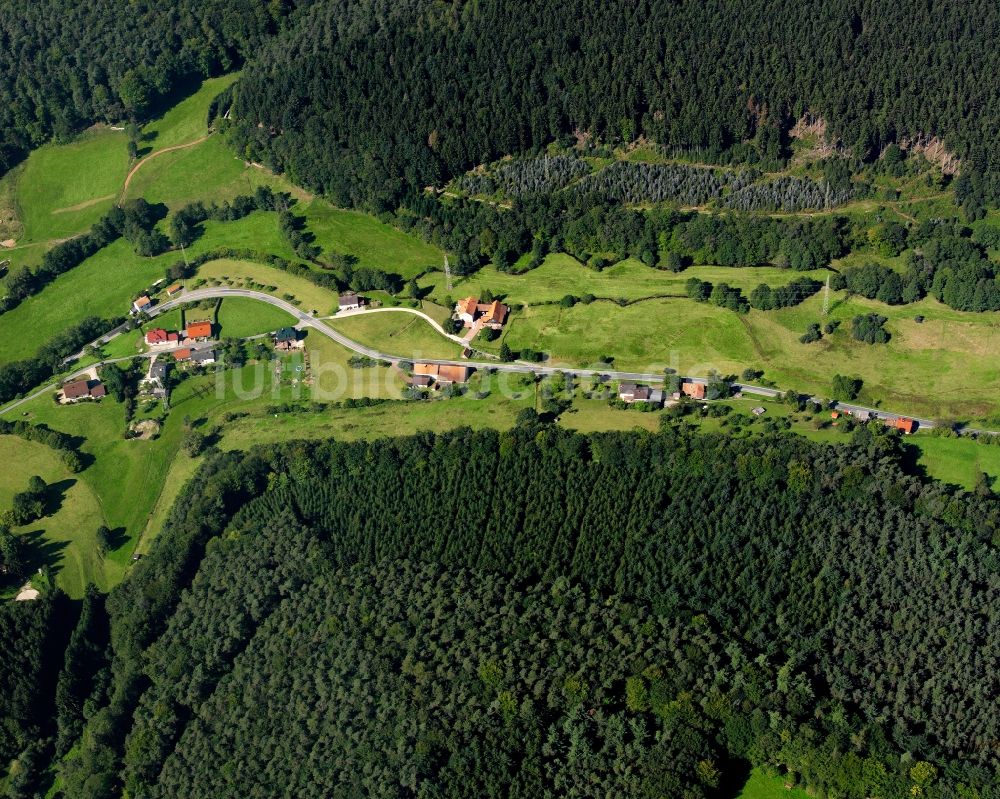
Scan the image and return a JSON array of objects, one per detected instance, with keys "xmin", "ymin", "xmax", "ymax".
[{"xmin": 324, "ymin": 306, "xmax": 471, "ymax": 347}]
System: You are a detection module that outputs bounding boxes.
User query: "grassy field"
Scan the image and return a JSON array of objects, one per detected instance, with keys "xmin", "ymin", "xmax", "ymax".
[
  {"xmin": 216, "ymin": 297, "xmax": 296, "ymax": 339},
  {"xmin": 308, "ymin": 335, "xmax": 406, "ymax": 401},
  {"xmin": 302, "ymin": 202, "xmax": 443, "ymax": 279},
  {"xmin": 0, "ymin": 238, "xmax": 164, "ymax": 364},
  {"xmin": 220, "ymin": 388, "xmax": 533, "ymax": 449},
  {"xmin": 120, "ymin": 73, "xmax": 302, "ymax": 211},
  {"xmin": 736, "ymin": 768, "xmax": 812, "ymax": 799},
  {"xmin": 913, "ymin": 435, "xmax": 1000, "ymax": 490},
  {"xmin": 195, "ymin": 257, "xmax": 338, "ymax": 313},
  {"xmin": 503, "ymin": 297, "xmax": 757, "ymax": 374},
  {"xmin": 424, "ymin": 253, "xmax": 831, "ymax": 306},
  {"xmin": 0, "ymin": 436, "xmax": 111, "ymax": 598},
  {"xmin": 0, "ymin": 126, "xmax": 128, "ymax": 245},
  {"xmin": 325, "ymin": 311, "xmax": 465, "ymax": 360},
  {"xmin": 123, "ymin": 135, "xmax": 298, "ymax": 210},
  {"xmin": 142, "ymin": 74, "xmax": 239, "ymax": 150},
  {"xmin": 747, "ymin": 293, "xmax": 1000, "ymax": 419}
]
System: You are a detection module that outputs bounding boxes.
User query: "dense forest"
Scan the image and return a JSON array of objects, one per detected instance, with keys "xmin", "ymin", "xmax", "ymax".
[
  {"xmin": 229, "ymin": 0, "xmax": 1000, "ymax": 214},
  {"xmin": 0, "ymin": 0, "xmax": 307, "ymax": 173},
  {"xmin": 3, "ymin": 423, "xmax": 993, "ymax": 798}
]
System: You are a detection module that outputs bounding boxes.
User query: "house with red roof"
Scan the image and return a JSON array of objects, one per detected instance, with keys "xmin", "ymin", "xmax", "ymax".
[
  {"xmin": 145, "ymin": 328, "xmax": 180, "ymax": 347},
  {"xmin": 681, "ymin": 381, "xmax": 706, "ymax": 400},
  {"xmin": 888, "ymin": 416, "xmax": 916, "ymax": 434},
  {"xmin": 455, "ymin": 297, "xmax": 510, "ymax": 330},
  {"xmin": 184, "ymin": 320, "xmax": 213, "ymax": 341}
]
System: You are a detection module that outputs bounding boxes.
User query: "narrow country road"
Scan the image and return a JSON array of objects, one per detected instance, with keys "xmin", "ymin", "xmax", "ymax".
[
  {"xmin": 322, "ymin": 305, "xmax": 471, "ymax": 348},
  {"xmin": 5, "ymin": 286, "xmax": 995, "ymax": 436}
]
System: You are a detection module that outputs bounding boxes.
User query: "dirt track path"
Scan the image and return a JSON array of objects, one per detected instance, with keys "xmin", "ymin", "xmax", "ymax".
[{"xmin": 118, "ymin": 135, "xmax": 210, "ymax": 202}]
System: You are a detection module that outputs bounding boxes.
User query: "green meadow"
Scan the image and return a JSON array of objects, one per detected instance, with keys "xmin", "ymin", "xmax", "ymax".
[
  {"xmin": 142, "ymin": 74, "xmax": 239, "ymax": 150},
  {"xmin": 301, "ymin": 202, "xmax": 443, "ymax": 278},
  {"xmin": 0, "ymin": 213, "xmax": 295, "ymax": 366},
  {"xmin": 325, "ymin": 311, "xmax": 466, "ymax": 361},
  {"xmin": 1, "ymin": 126, "xmax": 128, "ymax": 244},
  {"xmin": 216, "ymin": 296, "xmax": 296, "ymax": 339}
]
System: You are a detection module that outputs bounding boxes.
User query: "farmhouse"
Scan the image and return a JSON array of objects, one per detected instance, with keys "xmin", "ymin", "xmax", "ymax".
[
  {"xmin": 142, "ymin": 359, "xmax": 168, "ymax": 396},
  {"xmin": 144, "ymin": 328, "xmax": 180, "ymax": 347},
  {"xmin": 184, "ymin": 320, "xmax": 213, "ymax": 340},
  {"xmin": 191, "ymin": 349, "xmax": 217, "ymax": 366},
  {"xmin": 409, "ymin": 374, "xmax": 433, "ymax": 388},
  {"xmin": 618, "ymin": 382, "xmax": 663, "ymax": 406},
  {"xmin": 888, "ymin": 416, "xmax": 916, "ymax": 434},
  {"xmin": 273, "ymin": 327, "xmax": 303, "ymax": 351},
  {"xmin": 173, "ymin": 348, "xmax": 192, "ymax": 362},
  {"xmin": 681, "ymin": 381, "xmax": 706, "ymax": 400},
  {"xmin": 455, "ymin": 297, "xmax": 510, "ymax": 330},
  {"xmin": 144, "ymin": 359, "xmax": 168, "ymax": 388},
  {"xmin": 414, "ymin": 362, "xmax": 472, "ymax": 385},
  {"xmin": 338, "ymin": 292, "xmax": 362, "ymax": 311},
  {"xmin": 132, "ymin": 295, "xmax": 152, "ymax": 313},
  {"xmin": 61, "ymin": 379, "xmax": 106, "ymax": 402}
]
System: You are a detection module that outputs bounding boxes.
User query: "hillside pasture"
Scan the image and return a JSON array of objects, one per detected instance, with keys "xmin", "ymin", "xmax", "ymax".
[
  {"xmin": 3, "ymin": 126, "xmax": 128, "ymax": 244},
  {"xmin": 0, "ymin": 213, "xmax": 298, "ymax": 368},
  {"xmin": 302, "ymin": 202, "xmax": 443, "ymax": 279},
  {"xmin": 0, "ymin": 435, "xmax": 112, "ymax": 598},
  {"xmin": 424, "ymin": 253, "xmax": 831, "ymax": 306}
]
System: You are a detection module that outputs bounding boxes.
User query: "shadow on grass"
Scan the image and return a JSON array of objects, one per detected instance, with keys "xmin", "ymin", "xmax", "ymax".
[
  {"xmin": 717, "ymin": 757, "xmax": 753, "ymax": 799},
  {"xmin": 17, "ymin": 529, "xmax": 70, "ymax": 576},
  {"xmin": 40, "ymin": 478, "xmax": 75, "ymax": 517}
]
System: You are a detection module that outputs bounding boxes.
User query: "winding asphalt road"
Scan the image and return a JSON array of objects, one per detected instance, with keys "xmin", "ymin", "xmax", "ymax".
[{"xmin": 3, "ymin": 286, "xmax": 989, "ymax": 435}]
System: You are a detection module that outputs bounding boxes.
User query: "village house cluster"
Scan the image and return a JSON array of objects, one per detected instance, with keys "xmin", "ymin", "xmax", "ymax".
[{"xmin": 144, "ymin": 318, "xmax": 213, "ymax": 349}]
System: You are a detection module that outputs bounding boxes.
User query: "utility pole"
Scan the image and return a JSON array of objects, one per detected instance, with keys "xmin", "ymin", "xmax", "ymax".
[
  {"xmin": 822, "ymin": 273, "xmax": 831, "ymax": 316},
  {"xmin": 444, "ymin": 254, "xmax": 453, "ymax": 292}
]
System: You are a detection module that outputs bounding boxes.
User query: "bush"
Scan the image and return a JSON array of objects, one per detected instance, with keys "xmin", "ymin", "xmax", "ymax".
[
  {"xmin": 852, "ymin": 313, "xmax": 891, "ymax": 344},
  {"xmin": 800, "ymin": 323, "xmax": 822, "ymax": 344}
]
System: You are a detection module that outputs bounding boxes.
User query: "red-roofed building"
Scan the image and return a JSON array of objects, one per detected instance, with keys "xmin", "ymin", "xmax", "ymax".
[
  {"xmin": 454, "ymin": 297, "xmax": 510, "ymax": 330},
  {"xmin": 477, "ymin": 300, "xmax": 509, "ymax": 329},
  {"xmin": 888, "ymin": 416, "xmax": 916, "ymax": 434},
  {"xmin": 184, "ymin": 320, "xmax": 213, "ymax": 340},
  {"xmin": 173, "ymin": 348, "xmax": 192, "ymax": 362},
  {"xmin": 132, "ymin": 295, "xmax": 152, "ymax": 313},
  {"xmin": 145, "ymin": 328, "xmax": 180, "ymax": 347},
  {"xmin": 682, "ymin": 381, "xmax": 706, "ymax": 400}
]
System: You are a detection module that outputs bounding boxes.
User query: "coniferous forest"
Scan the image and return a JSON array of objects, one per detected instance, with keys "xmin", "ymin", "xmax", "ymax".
[
  {"xmin": 228, "ymin": 0, "xmax": 1000, "ymax": 210},
  {"xmin": 3, "ymin": 422, "xmax": 997, "ymax": 798}
]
